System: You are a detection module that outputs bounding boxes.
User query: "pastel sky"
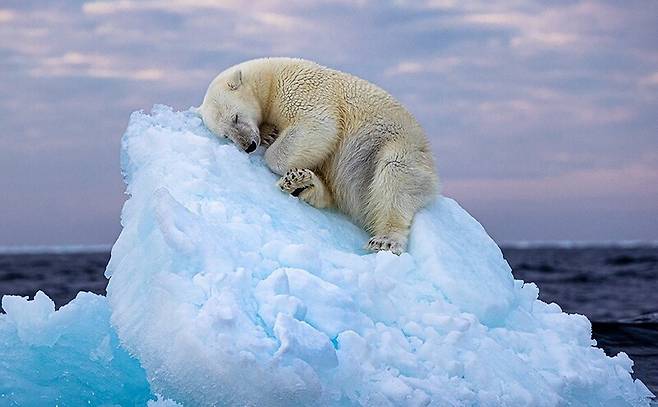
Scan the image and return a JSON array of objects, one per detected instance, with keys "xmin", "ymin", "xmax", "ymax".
[{"xmin": 1, "ymin": 0, "xmax": 657, "ymax": 246}]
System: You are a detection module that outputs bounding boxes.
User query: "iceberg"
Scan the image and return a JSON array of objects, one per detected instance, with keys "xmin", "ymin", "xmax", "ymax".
[
  {"xmin": 0, "ymin": 291, "xmax": 151, "ymax": 405},
  {"xmin": 0, "ymin": 105, "xmax": 653, "ymax": 406}
]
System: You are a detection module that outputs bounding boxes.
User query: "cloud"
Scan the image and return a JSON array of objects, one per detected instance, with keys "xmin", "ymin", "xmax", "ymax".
[
  {"xmin": 0, "ymin": 9, "xmax": 16, "ymax": 22},
  {"xmin": 447, "ymin": 155, "xmax": 658, "ymax": 209},
  {"xmin": 81, "ymin": 0, "xmax": 370, "ymax": 15},
  {"xmin": 385, "ymin": 56, "xmax": 461, "ymax": 76},
  {"xmin": 28, "ymin": 51, "xmax": 165, "ymax": 81},
  {"xmin": 640, "ymin": 71, "xmax": 658, "ymax": 87},
  {"xmin": 455, "ymin": 10, "xmax": 583, "ymax": 49},
  {"xmin": 81, "ymin": 0, "xmax": 238, "ymax": 15},
  {"xmin": 250, "ymin": 11, "xmax": 312, "ymax": 32}
]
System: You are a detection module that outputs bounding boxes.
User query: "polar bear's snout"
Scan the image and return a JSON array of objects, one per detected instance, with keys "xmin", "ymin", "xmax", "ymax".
[
  {"xmin": 226, "ymin": 131, "xmax": 259, "ymax": 153},
  {"xmin": 235, "ymin": 126, "xmax": 260, "ymax": 153},
  {"xmin": 213, "ymin": 119, "xmax": 260, "ymax": 153}
]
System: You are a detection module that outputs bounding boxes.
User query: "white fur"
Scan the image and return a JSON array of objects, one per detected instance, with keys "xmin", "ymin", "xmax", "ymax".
[{"xmin": 200, "ymin": 58, "xmax": 439, "ymax": 254}]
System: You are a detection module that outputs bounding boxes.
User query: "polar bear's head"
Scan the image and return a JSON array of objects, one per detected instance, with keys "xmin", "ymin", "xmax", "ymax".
[{"xmin": 200, "ymin": 69, "xmax": 261, "ymax": 153}]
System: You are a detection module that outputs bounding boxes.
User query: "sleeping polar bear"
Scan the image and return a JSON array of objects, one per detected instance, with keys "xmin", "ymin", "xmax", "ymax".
[{"xmin": 199, "ymin": 58, "xmax": 439, "ymax": 255}]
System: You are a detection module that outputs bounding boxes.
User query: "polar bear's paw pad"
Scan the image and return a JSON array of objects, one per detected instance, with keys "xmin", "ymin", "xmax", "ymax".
[
  {"xmin": 366, "ymin": 235, "xmax": 404, "ymax": 255},
  {"xmin": 278, "ymin": 168, "xmax": 314, "ymax": 196}
]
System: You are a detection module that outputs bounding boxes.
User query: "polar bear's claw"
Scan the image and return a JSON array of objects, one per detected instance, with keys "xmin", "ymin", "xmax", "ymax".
[
  {"xmin": 366, "ymin": 235, "xmax": 404, "ymax": 255},
  {"xmin": 258, "ymin": 123, "xmax": 279, "ymax": 146},
  {"xmin": 291, "ymin": 187, "xmax": 306, "ymax": 197}
]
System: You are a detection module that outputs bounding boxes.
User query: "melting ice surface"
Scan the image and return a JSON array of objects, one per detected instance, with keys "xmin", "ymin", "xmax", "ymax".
[{"xmin": 1, "ymin": 105, "xmax": 655, "ymax": 406}]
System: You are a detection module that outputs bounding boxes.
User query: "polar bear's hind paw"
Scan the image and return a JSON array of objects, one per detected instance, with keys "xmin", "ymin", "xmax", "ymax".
[{"xmin": 366, "ymin": 235, "xmax": 404, "ymax": 255}]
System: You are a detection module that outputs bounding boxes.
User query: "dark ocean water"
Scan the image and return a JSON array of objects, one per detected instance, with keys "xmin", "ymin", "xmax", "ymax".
[{"xmin": 0, "ymin": 246, "xmax": 656, "ymax": 395}]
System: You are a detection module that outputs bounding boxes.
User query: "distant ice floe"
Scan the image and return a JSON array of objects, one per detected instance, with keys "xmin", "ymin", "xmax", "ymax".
[{"xmin": 0, "ymin": 105, "xmax": 654, "ymax": 406}]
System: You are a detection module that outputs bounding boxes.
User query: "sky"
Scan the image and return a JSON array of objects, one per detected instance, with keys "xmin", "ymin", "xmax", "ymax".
[{"xmin": 0, "ymin": 0, "xmax": 657, "ymax": 246}]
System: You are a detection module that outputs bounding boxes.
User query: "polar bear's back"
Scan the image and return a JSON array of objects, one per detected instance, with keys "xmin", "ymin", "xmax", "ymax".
[{"xmin": 244, "ymin": 57, "xmax": 421, "ymax": 137}]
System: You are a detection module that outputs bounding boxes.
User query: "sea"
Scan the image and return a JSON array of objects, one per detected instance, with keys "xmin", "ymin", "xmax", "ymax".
[{"xmin": 0, "ymin": 245, "xmax": 656, "ymax": 395}]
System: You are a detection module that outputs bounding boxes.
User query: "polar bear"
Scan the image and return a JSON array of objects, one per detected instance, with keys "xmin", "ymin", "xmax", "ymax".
[{"xmin": 199, "ymin": 58, "xmax": 439, "ymax": 254}]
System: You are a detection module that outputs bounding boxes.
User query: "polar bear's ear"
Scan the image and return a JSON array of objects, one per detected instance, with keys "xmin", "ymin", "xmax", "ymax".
[{"xmin": 227, "ymin": 70, "xmax": 242, "ymax": 90}]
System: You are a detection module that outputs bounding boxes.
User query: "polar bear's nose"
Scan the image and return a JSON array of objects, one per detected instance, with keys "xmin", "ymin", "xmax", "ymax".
[{"xmin": 245, "ymin": 141, "xmax": 257, "ymax": 153}]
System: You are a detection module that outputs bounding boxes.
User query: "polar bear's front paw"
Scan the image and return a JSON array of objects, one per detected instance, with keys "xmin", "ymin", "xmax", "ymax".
[
  {"xmin": 277, "ymin": 168, "xmax": 314, "ymax": 196},
  {"xmin": 366, "ymin": 235, "xmax": 404, "ymax": 255},
  {"xmin": 259, "ymin": 123, "xmax": 279, "ymax": 146}
]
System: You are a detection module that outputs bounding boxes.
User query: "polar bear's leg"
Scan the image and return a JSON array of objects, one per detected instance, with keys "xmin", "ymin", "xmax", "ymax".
[
  {"xmin": 364, "ymin": 168, "xmax": 415, "ymax": 255},
  {"xmin": 277, "ymin": 168, "xmax": 334, "ymax": 208},
  {"xmin": 264, "ymin": 121, "xmax": 338, "ymax": 175},
  {"xmin": 364, "ymin": 141, "xmax": 436, "ymax": 255}
]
